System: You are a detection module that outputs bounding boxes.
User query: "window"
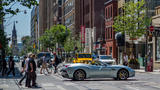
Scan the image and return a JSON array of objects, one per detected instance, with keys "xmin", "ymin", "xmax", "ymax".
[
  {"xmin": 109, "ymin": 47, "xmax": 112, "ymax": 55},
  {"xmin": 105, "ymin": 8, "xmax": 108, "ymax": 19},
  {"xmin": 111, "ymin": 6, "xmax": 112, "ymax": 18},
  {"xmin": 156, "ymin": 37, "xmax": 160, "ymax": 61},
  {"xmin": 111, "ymin": 27, "xmax": 112, "ymax": 39},
  {"xmin": 108, "ymin": 7, "xmax": 110, "ymax": 18}
]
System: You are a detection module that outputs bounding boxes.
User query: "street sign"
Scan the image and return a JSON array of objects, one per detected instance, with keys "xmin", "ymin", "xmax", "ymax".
[{"xmin": 150, "ymin": 26, "xmax": 154, "ymax": 32}]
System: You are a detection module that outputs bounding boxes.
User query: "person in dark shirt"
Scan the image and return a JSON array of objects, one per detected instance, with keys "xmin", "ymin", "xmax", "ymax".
[
  {"xmin": 52, "ymin": 52, "xmax": 60, "ymax": 74},
  {"xmin": 7, "ymin": 56, "xmax": 15, "ymax": 76},
  {"xmin": 1, "ymin": 56, "xmax": 7, "ymax": 76},
  {"xmin": 28, "ymin": 54, "xmax": 37, "ymax": 87}
]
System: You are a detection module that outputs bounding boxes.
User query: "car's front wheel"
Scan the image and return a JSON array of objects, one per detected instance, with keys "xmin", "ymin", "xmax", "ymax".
[
  {"xmin": 117, "ymin": 69, "xmax": 129, "ymax": 80},
  {"xmin": 73, "ymin": 70, "xmax": 86, "ymax": 81}
]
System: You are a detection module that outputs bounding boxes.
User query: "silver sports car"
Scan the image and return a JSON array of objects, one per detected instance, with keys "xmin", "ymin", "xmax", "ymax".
[{"xmin": 60, "ymin": 61, "xmax": 135, "ymax": 81}]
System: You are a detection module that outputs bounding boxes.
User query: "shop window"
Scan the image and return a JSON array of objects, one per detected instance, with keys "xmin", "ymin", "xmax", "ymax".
[{"xmin": 156, "ymin": 37, "xmax": 160, "ymax": 61}]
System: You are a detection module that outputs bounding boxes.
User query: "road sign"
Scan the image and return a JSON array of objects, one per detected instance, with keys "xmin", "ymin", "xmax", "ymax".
[{"xmin": 150, "ymin": 26, "xmax": 154, "ymax": 32}]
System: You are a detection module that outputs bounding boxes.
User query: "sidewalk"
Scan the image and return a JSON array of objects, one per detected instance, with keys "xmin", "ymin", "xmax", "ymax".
[{"xmin": 134, "ymin": 67, "xmax": 160, "ymax": 74}]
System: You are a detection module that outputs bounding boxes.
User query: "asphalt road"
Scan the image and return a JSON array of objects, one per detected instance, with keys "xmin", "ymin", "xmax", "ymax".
[{"xmin": 0, "ymin": 62, "xmax": 160, "ymax": 90}]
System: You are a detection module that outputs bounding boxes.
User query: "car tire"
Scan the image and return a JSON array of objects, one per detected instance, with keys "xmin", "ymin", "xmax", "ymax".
[
  {"xmin": 117, "ymin": 69, "xmax": 129, "ymax": 80},
  {"xmin": 73, "ymin": 70, "xmax": 86, "ymax": 81}
]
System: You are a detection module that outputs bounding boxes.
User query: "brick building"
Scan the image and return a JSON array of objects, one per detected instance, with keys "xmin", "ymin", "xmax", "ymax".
[
  {"xmin": 80, "ymin": 0, "xmax": 106, "ymax": 54},
  {"xmin": 105, "ymin": 0, "xmax": 118, "ymax": 58}
]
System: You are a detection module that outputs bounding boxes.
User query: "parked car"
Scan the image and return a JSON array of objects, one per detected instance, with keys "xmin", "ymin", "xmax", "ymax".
[
  {"xmin": 37, "ymin": 52, "xmax": 51, "ymax": 68},
  {"xmin": 60, "ymin": 60, "xmax": 135, "ymax": 81},
  {"xmin": 97, "ymin": 55, "xmax": 115, "ymax": 65}
]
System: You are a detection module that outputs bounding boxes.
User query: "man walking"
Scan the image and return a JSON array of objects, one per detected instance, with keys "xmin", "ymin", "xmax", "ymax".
[
  {"xmin": 7, "ymin": 56, "xmax": 15, "ymax": 76},
  {"xmin": 18, "ymin": 56, "xmax": 27, "ymax": 86},
  {"xmin": 40, "ymin": 54, "xmax": 49, "ymax": 74},
  {"xmin": 52, "ymin": 52, "xmax": 60, "ymax": 74},
  {"xmin": 28, "ymin": 54, "xmax": 37, "ymax": 87},
  {"xmin": 1, "ymin": 56, "xmax": 7, "ymax": 76}
]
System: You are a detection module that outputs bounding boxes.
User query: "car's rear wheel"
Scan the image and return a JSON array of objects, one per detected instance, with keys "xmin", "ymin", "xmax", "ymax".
[
  {"xmin": 73, "ymin": 70, "xmax": 86, "ymax": 81},
  {"xmin": 117, "ymin": 69, "xmax": 129, "ymax": 80}
]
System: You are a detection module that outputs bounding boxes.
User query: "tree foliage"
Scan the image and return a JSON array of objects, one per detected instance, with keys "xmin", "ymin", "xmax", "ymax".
[
  {"xmin": 21, "ymin": 36, "xmax": 34, "ymax": 54},
  {"xmin": 113, "ymin": 0, "xmax": 147, "ymax": 39},
  {"xmin": 39, "ymin": 25, "xmax": 71, "ymax": 51}
]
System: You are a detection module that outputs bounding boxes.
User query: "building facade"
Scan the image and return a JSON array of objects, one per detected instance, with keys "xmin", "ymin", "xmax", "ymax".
[
  {"xmin": 12, "ymin": 22, "xmax": 18, "ymax": 56},
  {"xmin": 152, "ymin": 6, "xmax": 160, "ymax": 70},
  {"xmin": 31, "ymin": 6, "xmax": 39, "ymax": 50},
  {"xmin": 80, "ymin": 0, "xmax": 106, "ymax": 54},
  {"xmin": 105, "ymin": 0, "xmax": 118, "ymax": 58}
]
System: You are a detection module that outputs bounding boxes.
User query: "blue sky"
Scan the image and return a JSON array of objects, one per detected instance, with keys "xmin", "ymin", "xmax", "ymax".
[{"xmin": 4, "ymin": 3, "xmax": 33, "ymax": 43}]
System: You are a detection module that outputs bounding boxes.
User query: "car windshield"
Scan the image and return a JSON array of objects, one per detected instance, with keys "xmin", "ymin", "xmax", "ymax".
[
  {"xmin": 37, "ymin": 53, "xmax": 50, "ymax": 58},
  {"xmin": 100, "ymin": 56, "xmax": 112, "ymax": 59},
  {"xmin": 78, "ymin": 54, "xmax": 91, "ymax": 58}
]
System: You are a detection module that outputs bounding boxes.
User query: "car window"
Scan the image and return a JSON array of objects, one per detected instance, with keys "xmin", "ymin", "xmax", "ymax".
[
  {"xmin": 100, "ymin": 56, "xmax": 112, "ymax": 59},
  {"xmin": 90, "ymin": 61, "xmax": 104, "ymax": 66},
  {"xmin": 78, "ymin": 54, "xmax": 91, "ymax": 58}
]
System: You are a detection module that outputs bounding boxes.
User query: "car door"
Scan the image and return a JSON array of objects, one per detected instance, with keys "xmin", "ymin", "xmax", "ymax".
[
  {"xmin": 100, "ymin": 65, "xmax": 113, "ymax": 78},
  {"xmin": 88, "ymin": 64, "xmax": 105, "ymax": 78}
]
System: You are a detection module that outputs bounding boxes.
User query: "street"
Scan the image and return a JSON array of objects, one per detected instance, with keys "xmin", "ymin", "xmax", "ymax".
[{"xmin": 0, "ymin": 63, "xmax": 160, "ymax": 90}]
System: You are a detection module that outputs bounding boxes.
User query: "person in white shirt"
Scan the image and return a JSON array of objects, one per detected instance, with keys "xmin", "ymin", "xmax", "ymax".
[{"xmin": 123, "ymin": 53, "xmax": 128, "ymax": 66}]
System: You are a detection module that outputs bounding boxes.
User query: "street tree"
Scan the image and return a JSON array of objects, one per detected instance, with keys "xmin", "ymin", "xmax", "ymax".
[
  {"xmin": 21, "ymin": 36, "xmax": 33, "ymax": 54},
  {"xmin": 39, "ymin": 25, "xmax": 71, "ymax": 52},
  {"xmin": 113, "ymin": 0, "xmax": 148, "ymax": 58}
]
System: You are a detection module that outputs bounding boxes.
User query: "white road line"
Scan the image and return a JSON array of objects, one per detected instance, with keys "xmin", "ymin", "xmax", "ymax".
[
  {"xmin": 144, "ymin": 82, "xmax": 160, "ymax": 89},
  {"xmin": 56, "ymin": 85, "xmax": 66, "ymax": 90},
  {"xmin": 125, "ymin": 85, "xmax": 140, "ymax": 90},
  {"xmin": 41, "ymin": 83, "xmax": 55, "ymax": 87}
]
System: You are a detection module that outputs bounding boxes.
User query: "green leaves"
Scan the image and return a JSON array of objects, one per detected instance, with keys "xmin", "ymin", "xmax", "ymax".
[
  {"xmin": 113, "ymin": 0, "xmax": 148, "ymax": 39},
  {"xmin": 39, "ymin": 25, "xmax": 71, "ymax": 51}
]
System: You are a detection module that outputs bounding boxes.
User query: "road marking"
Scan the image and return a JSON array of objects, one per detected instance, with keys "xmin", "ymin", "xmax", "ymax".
[
  {"xmin": 0, "ymin": 84, "xmax": 9, "ymax": 88},
  {"xmin": 125, "ymin": 85, "xmax": 140, "ymax": 90},
  {"xmin": 56, "ymin": 85, "xmax": 66, "ymax": 90},
  {"xmin": 51, "ymin": 74, "xmax": 62, "ymax": 80},
  {"xmin": 41, "ymin": 83, "xmax": 55, "ymax": 87},
  {"xmin": 144, "ymin": 82, "xmax": 160, "ymax": 89}
]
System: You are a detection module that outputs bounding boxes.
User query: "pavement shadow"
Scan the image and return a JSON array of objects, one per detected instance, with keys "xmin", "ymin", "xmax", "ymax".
[
  {"xmin": 0, "ymin": 67, "xmax": 22, "ymax": 79},
  {"xmin": 63, "ymin": 78, "xmax": 138, "ymax": 82}
]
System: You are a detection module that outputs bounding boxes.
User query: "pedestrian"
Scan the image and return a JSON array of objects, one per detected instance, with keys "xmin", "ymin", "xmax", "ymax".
[
  {"xmin": 28, "ymin": 54, "xmax": 37, "ymax": 87},
  {"xmin": 40, "ymin": 54, "xmax": 49, "ymax": 74},
  {"xmin": 123, "ymin": 53, "xmax": 128, "ymax": 66},
  {"xmin": 7, "ymin": 56, "xmax": 15, "ymax": 76},
  {"xmin": 25, "ymin": 53, "xmax": 32, "ymax": 87},
  {"xmin": 18, "ymin": 56, "xmax": 27, "ymax": 86},
  {"xmin": 52, "ymin": 52, "xmax": 60, "ymax": 74},
  {"xmin": 1, "ymin": 56, "xmax": 7, "ymax": 76}
]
